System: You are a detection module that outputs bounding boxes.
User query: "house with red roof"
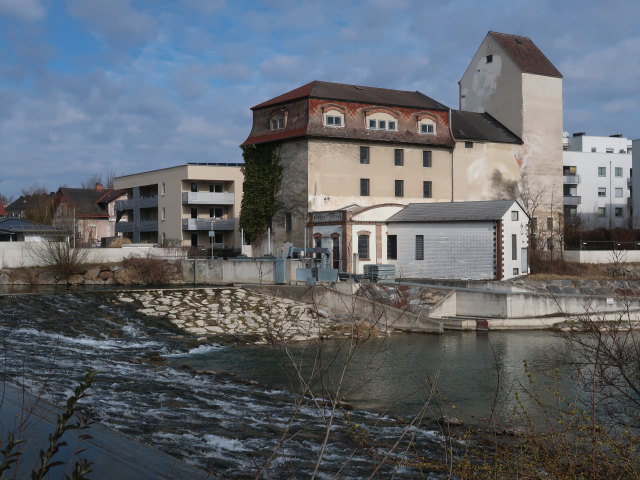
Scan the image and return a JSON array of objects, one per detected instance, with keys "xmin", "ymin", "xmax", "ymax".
[
  {"xmin": 242, "ymin": 31, "xmax": 562, "ymax": 273},
  {"xmin": 53, "ymin": 184, "xmax": 126, "ymax": 246}
]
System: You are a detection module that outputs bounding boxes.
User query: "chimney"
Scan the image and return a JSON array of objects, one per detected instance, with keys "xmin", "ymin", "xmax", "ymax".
[{"xmin": 95, "ymin": 183, "xmax": 104, "ymax": 191}]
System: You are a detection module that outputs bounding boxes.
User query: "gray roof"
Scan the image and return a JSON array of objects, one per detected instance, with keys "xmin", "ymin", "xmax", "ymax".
[
  {"xmin": 252, "ymin": 80, "xmax": 449, "ymax": 110},
  {"xmin": 387, "ymin": 200, "xmax": 521, "ymax": 223},
  {"xmin": 450, "ymin": 111, "xmax": 522, "ymax": 144},
  {"xmin": 489, "ymin": 32, "xmax": 562, "ymax": 79},
  {"xmin": 0, "ymin": 218, "xmax": 65, "ymax": 234}
]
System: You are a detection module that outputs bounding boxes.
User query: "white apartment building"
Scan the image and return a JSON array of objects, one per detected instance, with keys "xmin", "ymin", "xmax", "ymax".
[
  {"xmin": 563, "ymin": 132, "xmax": 633, "ymax": 229},
  {"xmin": 632, "ymin": 139, "xmax": 640, "ymax": 229}
]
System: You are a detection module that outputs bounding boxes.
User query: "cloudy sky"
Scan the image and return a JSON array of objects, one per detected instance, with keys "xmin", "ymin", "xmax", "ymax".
[{"xmin": 0, "ymin": 0, "xmax": 638, "ymax": 199}]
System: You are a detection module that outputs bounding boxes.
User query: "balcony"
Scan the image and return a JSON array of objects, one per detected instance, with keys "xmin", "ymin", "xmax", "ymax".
[
  {"xmin": 115, "ymin": 219, "xmax": 158, "ymax": 233},
  {"xmin": 182, "ymin": 218, "xmax": 235, "ymax": 231},
  {"xmin": 563, "ymin": 195, "xmax": 582, "ymax": 206},
  {"xmin": 563, "ymin": 175, "xmax": 580, "ymax": 184},
  {"xmin": 182, "ymin": 192, "xmax": 234, "ymax": 205},
  {"xmin": 115, "ymin": 195, "xmax": 158, "ymax": 211}
]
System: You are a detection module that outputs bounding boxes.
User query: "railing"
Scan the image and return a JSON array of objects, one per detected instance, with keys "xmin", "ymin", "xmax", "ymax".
[
  {"xmin": 114, "ymin": 219, "xmax": 157, "ymax": 233},
  {"xmin": 563, "ymin": 195, "xmax": 581, "ymax": 205},
  {"xmin": 565, "ymin": 240, "xmax": 640, "ymax": 251},
  {"xmin": 562, "ymin": 175, "xmax": 580, "ymax": 184},
  {"xmin": 115, "ymin": 195, "xmax": 158, "ymax": 211},
  {"xmin": 182, "ymin": 192, "xmax": 234, "ymax": 205},
  {"xmin": 182, "ymin": 218, "xmax": 235, "ymax": 231}
]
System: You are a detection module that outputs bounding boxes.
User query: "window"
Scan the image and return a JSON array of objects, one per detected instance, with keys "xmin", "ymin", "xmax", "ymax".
[
  {"xmin": 418, "ymin": 118, "xmax": 436, "ymax": 135},
  {"xmin": 209, "ymin": 207, "xmax": 223, "ymax": 218},
  {"xmin": 358, "ymin": 235, "xmax": 369, "ymax": 259},
  {"xmin": 486, "ymin": 54, "xmax": 493, "ymax": 63},
  {"xmin": 620, "ymin": 149, "xmax": 626, "ymax": 154},
  {"xmin": 270, "ymin": 115, "xmax": 285, "ymax": 130},
  {"xmin": 325, "ymin": 115, "xmax": 342, "ymax": 127},
  {"xmin": 513, "ymin": 268, "xmax": 519, "ymax": 276},
  {"xmin": 387, "ymin": 235, "xmax": 397, "ymax": 260},
  {"xmin": 598, "ymin": 207, "xmax": 606, "ymax": 217},
  {"xmin": 191, "ymin": 233, "xmax": 198, "ymax": 247},
  {"xmin": 360, "ymin": 146, "xmax": 370, "ymax": 164},
  {"xmin": 367, "ymin": 113, "xmax": 398, "ymax": 131},
  {"xmin": 615, "ymin": 207, "xmax": 623, "ymax": 218},
  {"xmin": 285, "ymin": 213, "xmax": 292, "ymax": 232},
  {"xmin": 161, "ymin": 182, "xmax": 166, "ymax": 196},
  {"xmin": 360, "ymin": 178, "xmax": 370, "ymax": 196},
  {"xmin": 423, "ymin": 150, "xmax": 432, "ymax": 167},
  {"xmin": 511, "ymin": 211, "xmax": 519, "ymax": 221},
  {"xmin": 395, "ymin": 180, "xmax": 404, "ymax": 197},
  {"xmin": 191, "ymin": 182, "xmax": 198, "ymax": 192},
  {"xmin": 615, "ymin": 167, "xmax": 623, "ymax": 177},
  {"xmin": 423, "ymin": 181, "xmax": 432, "ymax": 198},
  {"xmin": 563, "ymin": 165, "xmax": 577, "ymax": 175},
  {"xmin": 546, "ymin": 217, "xmax": 553, "ymax": 230},
  {"xmin": 598, "ymin": 187, "xmax": 606, "ymax": 197},
  {"xmin": 465, "ymin": 141, "xmax": 473, "ymax": 149},
  {"xmin": 606, "ymin": 148, "xmax": 614, "ymax": 153},
  {"xmin": 394, "ymin": 149, "xmax": 404, "ymax": 166},
  {"xmin": 591, "ymin": 147, "xmax": 597, "ymax": 152},
  {"xmin": 210, "ymin": 184, "xmax": 223, "ymax": 193},
  {"xmin": 598, "ymin": 166, "xmax": 606, "ymax": 177},
  {"xmin": 161, "ymin": 207, "xmax": 166, "ymax": 221},
  {"xmin": 615, "ymin": 188, "xmax": 623, "ymax": 198},
  {"xmin": 512, "ymin": 235, "xmax": 517, "ymax": 260},
  {"xmin": 191, "ymin": 207, "xmax": 197, "ymax": 219},
  {"xmin": 212, "ymin": 232, "xmax": 223, "ymax": 244},
  {"xmin": 415, "ymin": 235, "xmax": 424, "ymax": 260}
]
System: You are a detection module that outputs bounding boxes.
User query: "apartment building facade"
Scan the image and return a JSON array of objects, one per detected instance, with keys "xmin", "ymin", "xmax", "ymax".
[
  {"xmin": 562, "ymin": 132, "xmax": 633, "ymax": 229},
  {"xmin": 113, "ymin": 163, "xmax": 243, "ymax": 250}
]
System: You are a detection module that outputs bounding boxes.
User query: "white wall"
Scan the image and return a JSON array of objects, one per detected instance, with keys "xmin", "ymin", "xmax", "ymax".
[
  {"xmin": 0, "ymin": 243, "xmax": 184, "ymax": 269},
  {"xmin": 500, "ymin": 204, "xmax": 529, "ymax": 279}
]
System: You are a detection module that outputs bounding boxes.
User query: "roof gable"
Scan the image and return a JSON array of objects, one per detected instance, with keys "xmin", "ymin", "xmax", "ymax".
[
  {"xmin": 57, "ymin": 188, "xmax": 111, "ymax": 217},
  {"xmin": 387, "ymin": 200, "xmax": 524, "ymax": 223},
  {"xmin": 488, "ymin": 32, "xmax": 562, "ymax": 78}
]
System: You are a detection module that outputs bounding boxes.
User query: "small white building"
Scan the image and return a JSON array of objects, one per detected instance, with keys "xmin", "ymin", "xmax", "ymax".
[
  {"xmin": 385, "ymin": 200, "xmax": 529, "ymax": 280},
  {"xmin": 563, "ymin": 132, "xmax": 633, "ymax": 229}
]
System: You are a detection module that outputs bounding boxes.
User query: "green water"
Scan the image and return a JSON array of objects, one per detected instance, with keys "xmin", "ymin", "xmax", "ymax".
[{"xmin": 173, "ymin": 330, "xmax": 571, "ymax": 422}]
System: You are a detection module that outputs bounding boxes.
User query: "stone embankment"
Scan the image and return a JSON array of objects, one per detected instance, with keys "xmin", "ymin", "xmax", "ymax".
[
  {"xmin": 115, "ymin": 287, "xmax": 364, "ymax": 344},
  {"xmin": 508, "ymin": 277, "xmax": 640, "ymax": 297}
]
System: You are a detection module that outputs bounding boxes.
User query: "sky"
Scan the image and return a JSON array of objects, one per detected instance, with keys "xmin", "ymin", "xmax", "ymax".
[{"xmin": 0, "ymin": 0, "xmax": 638, "ymax": 200}]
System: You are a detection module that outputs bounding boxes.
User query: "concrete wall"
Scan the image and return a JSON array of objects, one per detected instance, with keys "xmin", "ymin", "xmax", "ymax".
[
  {"xmin": 563, "ymin": 249, "xmax": 640, "ymax": 264},
  {"xmin": 181, "ymin": 258, "xmax": 298, "ymax": 285},
  {"xmin": 0, "ymin": 243, "xmax": 183, "ymax": 269},
  {"xmin": 429, "ymin": 288, "xmax": 640, "ymax": 320},
  {"xmin": 244, "ymin": 284, "xmax": 442, "ymax": 333}
]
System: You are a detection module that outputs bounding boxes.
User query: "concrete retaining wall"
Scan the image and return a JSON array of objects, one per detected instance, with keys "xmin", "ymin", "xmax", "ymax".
[
  {"xmin": 0, "ymin": 243, "xmax": 180, "ymax": 269},
  {"xmin": 564, "ymin": 250, "xmax": 640, "ymax": 264},
  {"xmin": 245, "ymin": 284, "xmax": 442, "ymax": 333},
  {"xmin": 429, "ymin": 288, "xmax": 640, "ymax": 321},
  {"xmin": 181, "ymin": 258, "xmax": 299, "ymax": 285}
]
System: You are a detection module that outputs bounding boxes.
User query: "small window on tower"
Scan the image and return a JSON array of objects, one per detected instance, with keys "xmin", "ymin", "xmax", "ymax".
[{"xmin": 486, "ymin": 54, "xmax": 493, "ymax": 63}]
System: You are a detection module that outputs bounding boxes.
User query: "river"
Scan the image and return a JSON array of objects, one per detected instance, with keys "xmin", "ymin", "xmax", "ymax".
[{"xmin": 0, "ymin": 291, "xmax": 573, "ymax": 478}]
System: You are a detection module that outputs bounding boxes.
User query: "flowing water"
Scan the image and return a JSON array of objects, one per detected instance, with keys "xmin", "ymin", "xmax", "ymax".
[{"xmin": 0, "ymin": 291, "xmax": 571, "ymax": 478}]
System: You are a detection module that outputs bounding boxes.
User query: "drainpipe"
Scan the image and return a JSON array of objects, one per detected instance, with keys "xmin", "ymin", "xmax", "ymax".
[{"xmin": 448, "ymin": 108, "xmax": 455, "ymax": 202}]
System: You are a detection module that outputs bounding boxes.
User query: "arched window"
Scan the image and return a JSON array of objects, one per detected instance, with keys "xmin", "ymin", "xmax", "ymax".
[
  {"xmin": 323, "ymin": 109, "xmax": 344, "ymax": 128},
  {"xmin": 357, "ymin": 234, "xmax": 369, "ymax": 259},
  {"xmin": 418, "ymin": 117, "xmax": 436, "ymax": 135},
  {"xmin": 270, "ymin": 114, "xmax": 285, "ymax": 130}
]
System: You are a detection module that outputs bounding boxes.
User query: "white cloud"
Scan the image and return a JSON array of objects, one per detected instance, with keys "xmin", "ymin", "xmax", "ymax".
[{"xmin": 0, "ymin": 0, "xmax": 45, "ymax": 21}]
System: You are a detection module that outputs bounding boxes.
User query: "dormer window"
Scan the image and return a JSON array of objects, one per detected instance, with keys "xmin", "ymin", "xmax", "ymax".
[
  {"xmin": 366, "ymin": 110, "xmax": 398, "ymax": 131},
  {"xmin": 323, "ymin": 109, "xmax": 344, "ymax": 128},
  {"xmin": 270, "ymin": 115, "xmax": 285, "ymax": 130},
  {"xmin": 417, "ymin": 117, "xmax": 436, "ymax": 135}
]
